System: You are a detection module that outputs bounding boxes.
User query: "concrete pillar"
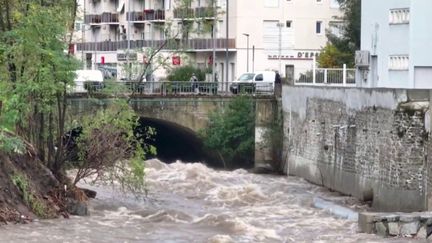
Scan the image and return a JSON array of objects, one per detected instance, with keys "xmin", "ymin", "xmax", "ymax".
[{"xmin": 254, "ymin": 98, "xmax": 281, "ymax": 169}]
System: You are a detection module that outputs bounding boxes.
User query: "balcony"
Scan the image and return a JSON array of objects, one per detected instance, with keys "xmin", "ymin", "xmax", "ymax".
[
  {"xmin": 173, "ymin": 8, "xmax": 195, "ymax": 19},
  {"xmin": 194, "ymin": 7, "xmax": 216, "ymax": 18},
  {"xmin": 76, "ymin": 38, "xmax": 236, "ymax": 52},
  {"xmin": 127, "ymin": 10, "xmax": 165, "ymax": 22},
  {"xmin": 174, "ymin": 7, "xmax": 216, "ymax": 19},
  {"xmin": 84, "ymin": 13, "xmax": 119, "ymax": 25}
]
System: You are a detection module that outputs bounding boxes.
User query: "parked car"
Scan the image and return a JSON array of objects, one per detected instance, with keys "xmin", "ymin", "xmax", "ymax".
[
  {"xmin": 74, "ymin": 70, "xmax": 104, "ymax": 92},
  {"xmin": 230, "ymin": 71, "xmax": 276, "ymax": 94}
]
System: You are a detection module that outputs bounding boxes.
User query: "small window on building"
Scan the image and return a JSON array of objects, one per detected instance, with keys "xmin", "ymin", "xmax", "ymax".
[
  {"xmin": 75, "ymin": 23, "xmax": 81, "ymax": 31},
  {"xmin": 389, "ymin": 55, "xmax": 409, "ymax": 70},
  {"xmin": 389, "ymin": 8, "xmax": 410, "ymax": 24},
  {"xmin": 264, "ymin": 0, "xmax": 279, "ymax": 8},
  {"xmin": 286, "ymin": 20, "xmax": 292, "ymax": 28},
  {"xmin": 316, "ymin": 21, "xmax": 322, "ymax": 34},
  {"xmin": 316, "ymin": 0, "xmax": 322, "ymax": 3},
  {"xmin": 330, "ymin": 0, "xmax": 340, "ymax": 8}
]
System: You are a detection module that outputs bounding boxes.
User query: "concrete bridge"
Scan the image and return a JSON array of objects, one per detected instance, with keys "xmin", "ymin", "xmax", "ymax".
[{"xmin": 67, "ymin": 95, "xmax": 280, "ymax": 168}]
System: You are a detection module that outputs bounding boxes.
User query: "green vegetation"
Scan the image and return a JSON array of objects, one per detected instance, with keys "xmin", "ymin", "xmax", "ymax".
[
  {"xmin": 200, "ymin": 96, "xmax": 255, "ymax": 169},
  {"xmin": 11, "ymin": 173, "xmax": 48, "ymax": 218},
  {"xmin": 318, "ymin": 0, "xmax": 361, "ymax": 68},
  {"xmin": 73, "ymin": 100, "xmax": 155, "ymax": 196},
  {"xmin": 0, "ymin": 1, "xmax": 152, "ymax": 201},
  {"xmin": 167, "ymin": 65, "xmax": 209, "ymax": 81}
]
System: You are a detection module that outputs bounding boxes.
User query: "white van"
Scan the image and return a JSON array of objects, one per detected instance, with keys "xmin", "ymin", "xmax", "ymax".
[
  {"xmin": 74, "ymin": 70, "xmax": 104, "ymax": 93},
  {"xmin": 230, "ymin": 71, "xmax": 276, "ymax": 94}
]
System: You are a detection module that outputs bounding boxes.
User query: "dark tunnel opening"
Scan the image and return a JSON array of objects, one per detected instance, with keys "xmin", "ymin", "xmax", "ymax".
[{"xmin": 136, "ymin": 117, "xmax": 223, "ymax": 168}]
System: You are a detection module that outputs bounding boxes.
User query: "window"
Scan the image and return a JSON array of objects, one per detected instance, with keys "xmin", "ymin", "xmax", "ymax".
[
  {"xmin": 389, "ymin": 8, "xmax": 410, "ymax": 24},
  {"xmin": 389, "ymin": 55, "xmax": 409, "ymax": 70},
  {"xmin": 75, "ymin": 22, "xmax": 81, "ymax": 31},
  {"xmin": 255, "ymin": 74, "xmax": 263, "ymax": 81},
  {"xmin": 264, "ymin": 0, "xmax": 279, "ymax": 8},
  {"xmin": 330, "ymin": 0, "xmax": 339, "ymax": 8},
  {"xmin": 316, "ymin": 21, "xmax": 322, "ymax": 34},
  {"xmin": 286, "ymin": 20, "xmax": 292, "ymax": 28},
  {"xmin": 164, "ymin": 0, "xmax": 171, "ymax": 10},
  {"xmin": 316, "ymin": 0, "xmax": 322, "ymax": 3}
]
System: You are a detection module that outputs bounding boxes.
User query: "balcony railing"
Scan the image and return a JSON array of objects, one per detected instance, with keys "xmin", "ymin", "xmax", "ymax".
[
  {"xmin": 174, "ymin": 7, "xmax": 217, "ymax": 19},
  {"xmin": 194, "ymin": 7, "xmax": 216, "ymax": 18},
  {"xmin": 76, "ymin": 38, "xmax": 236, "ymax": 52},
  {"xmin": 294, "ymin": 66, "xmax": 356, "ymax": 86},
  {"xmin": 173, "ymin": 8, "xmax": 195, "ymax": 19},
  {"xmin": 127, "ymin": 9, "xmax": 165, "ymax": 22},
  {"xmin": 84, "ymin": 13, "xmax": 119, "ymax": 24}
]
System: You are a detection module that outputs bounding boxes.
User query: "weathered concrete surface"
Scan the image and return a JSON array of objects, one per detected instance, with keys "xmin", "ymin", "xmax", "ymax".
[
  {"xmin": 67, "ymin": 96, "xmax": 278, "ymax": 168},
  {"xmin": 68, "ymin": 97, "xmax": 233, "ymax": 133},
  {"xmin": 282, "ymin": 86, "xmax": 430, "ymax": 212},
  {"xmin": 255, "ymin": 99, "xmax": 280, "ymax": 168},
  {"xmin": 359, "ymin": 211, "xmax": 432, "ymax": 239}
]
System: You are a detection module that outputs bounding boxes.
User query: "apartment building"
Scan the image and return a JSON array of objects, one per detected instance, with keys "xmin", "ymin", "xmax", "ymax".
[
  {"xmin": 72, "ymin": 0, "xmax": 341, "ymax": 81},
  {"xmin": 359, "ymin": 0, "xmax": 432, "ymax": 88}
]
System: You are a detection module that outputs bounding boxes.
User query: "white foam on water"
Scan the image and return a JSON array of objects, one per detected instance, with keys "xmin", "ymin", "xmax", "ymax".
[{"xmin": 0, "ymin": 160, "xmax": 390, "ymax": 242}]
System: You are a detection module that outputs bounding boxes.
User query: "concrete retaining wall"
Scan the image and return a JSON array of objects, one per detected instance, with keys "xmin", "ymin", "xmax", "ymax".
[{"xmin": 282, "ymin": 86, "xmax": 430, "ymax": 212}]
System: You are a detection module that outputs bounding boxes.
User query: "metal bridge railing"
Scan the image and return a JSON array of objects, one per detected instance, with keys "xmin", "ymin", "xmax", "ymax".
[{"xmin": 70, "ymin": 81, "xmax": 275, "ymax": 96}]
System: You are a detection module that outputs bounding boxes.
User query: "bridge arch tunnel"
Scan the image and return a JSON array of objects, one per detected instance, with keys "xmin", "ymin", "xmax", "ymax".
[{"xmin": 136, "ymin": 117, "xmax": 222, "ymax": 167}]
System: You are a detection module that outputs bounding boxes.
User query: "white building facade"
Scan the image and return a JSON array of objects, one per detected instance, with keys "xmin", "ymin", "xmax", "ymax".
[
  {"xmin": 360, "ymin": 0, "xmax": 432, "ymax": 88},
  {"xmin": 72, "ymin": 0, "xmax": 341, "ymax": 82}
]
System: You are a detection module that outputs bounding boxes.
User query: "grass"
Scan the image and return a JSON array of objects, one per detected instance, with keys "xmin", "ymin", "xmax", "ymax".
[{"xmin": 11, "ymin": 173, "xmax": 48, "ymax": 218}]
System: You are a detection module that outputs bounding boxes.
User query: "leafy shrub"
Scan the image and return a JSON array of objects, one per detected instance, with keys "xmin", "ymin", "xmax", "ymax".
[{"xmin": 167, "ymin": 65, "xmax": 208, "ymax": 81}]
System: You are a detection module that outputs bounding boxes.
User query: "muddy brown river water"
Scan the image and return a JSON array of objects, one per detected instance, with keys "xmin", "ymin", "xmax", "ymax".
[{"xmin": 0, "ymin": 160, "xmax": 415, "ymax": 242}]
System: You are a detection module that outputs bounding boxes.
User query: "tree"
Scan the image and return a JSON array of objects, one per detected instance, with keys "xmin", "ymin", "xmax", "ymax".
[
  {"xmin": 199, "ymin": 96, "xmax": 255, "ymax": 169},
  {"xmin": 0, "ymin": 1, "xmax": 151, "ymax": 195},
  {"xmin": 318, "ymin": 0, "xmax": 361, "ymax": 68}
]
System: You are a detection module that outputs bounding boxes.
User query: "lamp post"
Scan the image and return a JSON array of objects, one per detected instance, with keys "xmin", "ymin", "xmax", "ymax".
[
  {"xmin": 277, "ymin": 22, "xmax": 284, "ymax": 74},
  {"xmin": 243, "ymin": 33, "xmax": 249, "ymax": 72},
  {"xmin": 225, "ymin": 0, "xmax": 229, "ymax": 88}
]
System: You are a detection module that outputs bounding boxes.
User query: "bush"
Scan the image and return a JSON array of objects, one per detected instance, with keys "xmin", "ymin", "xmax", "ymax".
[
  {"xmin": 199, "ymin": 96, "xmax": 255, "ymax": 169},
  {"xmin": 167, "ymin": 65, "xmax": 208, "ymax": 81}
]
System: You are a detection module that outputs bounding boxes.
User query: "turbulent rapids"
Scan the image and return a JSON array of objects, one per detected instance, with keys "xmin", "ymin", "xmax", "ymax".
[{"xmin": 0, "ymin": 160, "xmax": 389, "ymax": 242}]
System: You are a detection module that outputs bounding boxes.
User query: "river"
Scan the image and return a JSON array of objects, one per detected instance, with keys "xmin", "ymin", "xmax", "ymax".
[{"xmin": 0, "ymin": 160, "xmax": 409, "ymax": 242}]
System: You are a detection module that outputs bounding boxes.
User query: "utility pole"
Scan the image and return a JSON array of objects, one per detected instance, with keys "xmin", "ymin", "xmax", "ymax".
[
  {"xmin": 277, "ymin": 22, "xmax": 284, "ymax": 74},
  {"xmin": 243, "ymin": 33, "xmax": 249, "ymax": 72},
  {"xmin": 82, "ymin": 0, "xmax": 86, "ymax": 69},
  {"xmin": 252, "ymin": 45, "xmax": 255, "ymax": 73},
  {"xmin": 127, "ymin": 0, "xmax": 131, "ymax": 81},
  {"xmin": 212, "ymin": 0, "xmax": 216, "ymax": 83},
  {"xmin": 225, "ymin": 0, "xmax": 229, "ymax": 90}
]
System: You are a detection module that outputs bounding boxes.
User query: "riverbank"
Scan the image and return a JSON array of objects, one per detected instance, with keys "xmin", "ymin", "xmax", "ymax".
[{"xmin": 0, "ymin": 150, "xmax": 73, "ymax": 223}]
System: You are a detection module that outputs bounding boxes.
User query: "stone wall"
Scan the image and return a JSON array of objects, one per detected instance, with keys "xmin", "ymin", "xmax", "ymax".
[
  {"xmin": 359, "ymin": 212, "xmax": 432, "ymax": 239},
  {"xmin": 282, "ymin": 86, "xmax": 430, "ymax": 212}
]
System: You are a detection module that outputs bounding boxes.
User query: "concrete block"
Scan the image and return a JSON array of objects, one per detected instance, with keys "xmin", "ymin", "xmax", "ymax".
[
  {"xmin": 375, "ymin": 222, "xmax": 388, "ymax": 237},
  {"xmin": 388, "ymin": 222, "xmax": 400, "ymax": 236},
  {"xmin": 359, "ymin": 212, "xmax": 378, "ymax": 233},
  {"xmin": 400, "ymin": 221, "xmax": 420, "ymax": 236},
  {"xmin": 417, "ymin": 226, "xmax": 427, "ymax": 239},
  {"xmin": 384, "ymin": 214, "xmax": 400, "ymax": 222},
  {"xmin": 400, "ymin": 214, "xmax": 420, "ymax": 222}
]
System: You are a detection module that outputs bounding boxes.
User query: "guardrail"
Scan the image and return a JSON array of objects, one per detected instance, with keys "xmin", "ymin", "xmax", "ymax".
[
  {"xmin": 295, "ymin": 65, "xmax": 356, "ymax": 86},
  {"xmin": 70, "ymin": 81, "xmax": 275, "ymax": 96},
  {"xmin": 76, "ymin": 38, "xmax": 236, "ymax": 52}
]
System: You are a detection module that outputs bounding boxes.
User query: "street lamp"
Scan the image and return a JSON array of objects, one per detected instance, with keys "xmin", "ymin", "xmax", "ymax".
[
  {"xmin": 243, "ymin": 33, "xmax": 249, "ymax": 72},
  {"xmin": 277, "ymin": 22, "xmax": 284, "ymax": 74}
]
